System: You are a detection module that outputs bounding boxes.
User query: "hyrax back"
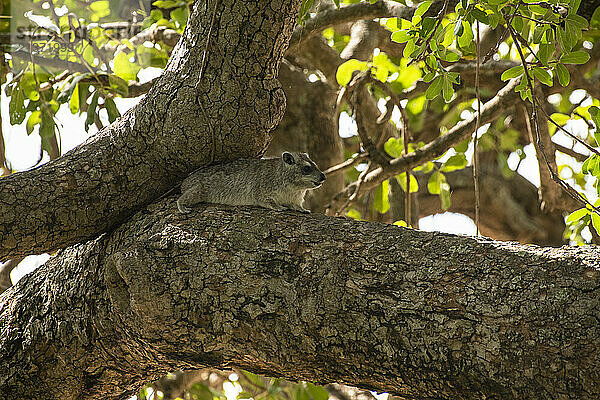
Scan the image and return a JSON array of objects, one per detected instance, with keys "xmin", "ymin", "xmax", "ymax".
[{"xmin": 177, "ymin": 151, "xmax": 326, "ymax": 213}]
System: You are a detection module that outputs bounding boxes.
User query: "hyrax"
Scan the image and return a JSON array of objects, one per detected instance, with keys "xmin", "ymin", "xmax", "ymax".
[{"xmin": 177, "ymin": 152, "xmax": 326, "ymax": 213}]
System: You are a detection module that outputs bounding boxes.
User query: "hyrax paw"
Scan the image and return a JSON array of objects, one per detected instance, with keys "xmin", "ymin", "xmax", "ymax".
[{"xmin": 177, "ymin": 200, "xmax": 192, "ymax": 214}]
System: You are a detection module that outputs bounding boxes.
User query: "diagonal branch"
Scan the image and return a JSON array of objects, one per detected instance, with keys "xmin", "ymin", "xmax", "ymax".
[
  {"xmin": 329, "ymin": 77, "xmax": 521, "ymax": 211},
  {"xmin": 0, "ymin": 0, "xmax": 304, "ymax": 260}
]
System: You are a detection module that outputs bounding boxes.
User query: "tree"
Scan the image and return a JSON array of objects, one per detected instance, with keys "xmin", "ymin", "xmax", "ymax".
[{"xmin": 0, "ymin": 0, "xmax": 599, "ymax": 399}]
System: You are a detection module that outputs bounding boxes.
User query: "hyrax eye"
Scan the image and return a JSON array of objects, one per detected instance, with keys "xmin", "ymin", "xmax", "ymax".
[{"xmin": 302, "ymin": 166, "xmax": 312, "ymax": 174}]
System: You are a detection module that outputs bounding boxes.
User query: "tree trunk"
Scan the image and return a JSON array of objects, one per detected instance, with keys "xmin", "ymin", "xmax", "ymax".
[
  {"xmin": 0, "ymin": 0, "xmax": 302, "ymax": 260},
  {"xmin": 1, "ymin": 197, "xmax": 598, "ymax": 399}
]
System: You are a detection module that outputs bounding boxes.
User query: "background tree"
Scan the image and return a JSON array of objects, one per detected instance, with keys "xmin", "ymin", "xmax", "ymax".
[{"xmin": 0, "ymin": 0, "xmax": 599, "ymax": 399}]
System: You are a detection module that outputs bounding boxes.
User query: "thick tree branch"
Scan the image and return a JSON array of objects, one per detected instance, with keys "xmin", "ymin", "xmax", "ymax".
[
  {"xmin": 0, "ymin": 200, "xmax": 598, "ymax": 399},
  {"xmin": 0, "ymin": 0, "xmax": 303, "ymax": 260}
]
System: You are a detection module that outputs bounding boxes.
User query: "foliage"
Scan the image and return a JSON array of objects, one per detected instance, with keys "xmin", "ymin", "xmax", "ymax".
[
  {"xmin": 5, "ymin": 0, "xmax": 182, "ymax": 156},
  {"xmin": 333, "ymin": 0, "xmax": 600, "ymax": 241}
]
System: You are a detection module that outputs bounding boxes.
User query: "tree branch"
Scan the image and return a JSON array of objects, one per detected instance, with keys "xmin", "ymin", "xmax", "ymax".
[
  {"xmin": 288, "ymin": 0, "xmax": 415, "ymax": 49},
  {"xmin": 0, "ymin": 0, "xmax": 303, "ymax": 260},
  {"xmin": 329, "ymin": 77, "xmax": 521, "ymax": 211},
  {"xmin": 1, "ymin": 200, "xmax": 598, "ymax": 399}
]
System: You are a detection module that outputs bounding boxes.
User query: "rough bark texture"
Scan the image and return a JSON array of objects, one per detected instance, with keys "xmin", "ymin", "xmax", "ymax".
[
  {"xmin": 0, "ymin": 0, "xmax": 302, "ymax": 260},
  {"xmin": 1, "ymin": 198, "xmax": 599, "ymax": 400}
]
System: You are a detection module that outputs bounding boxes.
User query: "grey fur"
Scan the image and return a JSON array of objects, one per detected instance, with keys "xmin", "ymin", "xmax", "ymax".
[{"xmin": 177, "ymin": 152, "xmax": 326, "ymax": 213}]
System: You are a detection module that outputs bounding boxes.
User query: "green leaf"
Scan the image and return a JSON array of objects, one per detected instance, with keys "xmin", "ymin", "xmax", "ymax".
[
  {"xmin": 396, "ymin": 172, "xmax": 418, "ymax": 193},
  {"xmin": 551, "ymin": 112, "xmax": 570, "ymax": 125},
  {"xmin": 171, "ymin": 6, "xmax": 189, "ymax": 28},
  {"xmin": 566, "ymin": 207, "xmax": 589, "ymax": 223},
  {"xmin": 26, "ymin": 110, "xmax": 41, "ymax": 135},
  {"xmin": 336, "ymin": 59, "xmax": 367, "ymax": 86},
  {"xmin": 592, "ymin": 6, "xmax": 600, "ymax": 29},
  {"xmin": 442, "ymin": 75, "xmax": 453, "ymax": 102},
  {"xmin": 85, "ymin": 91, "xmax": 99, "ymax": 130},
  {"xmin": 437, "ymin": 47, "xmax": 460, "ymax": 62},
  {"xmin": 425, "ymin": 76, "xmax": 443, "ymax": 100},
  {"xmin": 581, "ymin": 155, "xmax": 596, "ymax": 174},
  {"xmin": 560, "ymin": 51, "xmax": 590, "ymax": 64},
  {"xmin": 152, "ymin": 0, "xmax": 181, "ymax": 8},
  {"xmin": 441, "ymin": 153, "xmax": 467, "ymax": 172},
  {"xmin": 501, "ymin": 65, "xmax": 524, "ymax": 81},
  {"xmin": 346, "ymin": 208, "xmax": 362, "ymax": 221},
  {"xmin": 591, "ymin": 212, "xmax": 600, "ymax": 234},
  {"xmin": 453, "ymin": 19, "xmax": 464, "ymax": 37},
  {"xmin": 415, "ymin": 1, "xmax": 432, "ymax": 18},
  {"xmin": 555, "ymin": 63, "xmax": 570, "ymax": 86},
  {"xmin": 403, "ymin": 39, "xmax": 416, "ymax": 58},
  {"xmin": 58, "ymin": 73, "xmax": 90, "ymax": 104},
  {"xmin": 374, "ymin": 180, "xmax": 390, "ymax": 214},
  {"xmin": 589, "ymin": 107, "xmax": 600, "ymax": 146},
  {"xmin": 421, "ymin": 17, "xmax": 436, "ymax": 37},
  {"xmin": 20, "ymin": 72, "xmax": 39, "ymax": 101},
  {"xmin": 104, "ymin": 97, "xmax": 120, "ymax": 123},
  {"xmin": 78, "ymin": 83, "xmax": 90, "ymax": 115},
  {"xmin": 537, "ymin": 43, "xmax": 551, "ymax": 66},
  {"xmin": 566, "ymin": 14, "xmax": 588, "ymax": 29},
  {"xmin": 458, "ymin": 20, "xmax": 473, "ymax": 48},
  {"xmin": 390, "ymin": 30, "xmax": 411, "ymax": 43},
  {"xmin": 470, "ymin": 7, "xmax": 489, "ymax": 25},
  {"xmin": 69, "ymin": 84, "xmax": 80, "ymax": 114},
  {"xmin": 440, "ymin": 181, "xmax": 451, "ymax": 210},
  {"xmin": 9, "ymin": 85, "xmax": 26, "ymax": 125},
  {"xmin": 384, "ymin": 137, "xmax": 404, "ymax": 158},
  {"xmin": 109, "ymin": 74, "xmax": 129, "ymax": 96},
  {"xmin": 39, "ymin": 110, "xmax": 55, "ymax": 155},
  {"xmin": 114, "ymin": 52, "xmax": 141, "ymax": 81},
  {"xmin": 237, "ymin": 393, "xmax": 253, "ymax": 400},
  {"xmin": 305, "ymin": 383, "xmax": 329, "ymax": 400},
  {"xmin": 557, "ymin": 27, "xmax": 573, "ymax": 53},
  {"xmin": 298, "ymin": 0, "xmax": 314, "ymax": 22},
  {"xmin": 532, "ymin": 24, "xmax": 547, "ymax": 43},
  {"xmin": 428, "ymin": 171, "xmax": 446, "ymax": 194},
  {"xmin": 533, "ymin": 67, "xmax": 553, "ymax": 86}
]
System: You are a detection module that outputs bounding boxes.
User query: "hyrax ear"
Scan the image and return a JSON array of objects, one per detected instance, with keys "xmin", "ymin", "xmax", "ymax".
[{"xmin": 282, "ymin": 152, "xmax": 295, "ymax": 165}]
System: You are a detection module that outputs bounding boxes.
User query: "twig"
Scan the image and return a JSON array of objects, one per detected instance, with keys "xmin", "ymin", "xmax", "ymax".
[
  {"xmin": 509, "ymin": 25, "xmax": 600, "ymax": 214},
  {"xmin": 323, "ymin": 153, "xmax": 369, "ymax": 176},
  {"xmin": 348, "ymin": 71, "xmax": 390, "ymax": 166},
  {"xmin": 408, "ymin": 0, "xmax": 449, "ymax": 66},
  {"xmin": 540, "ymin": 108, "xmax": 600, "ymax": 156},
  {"xmin": 336, "ymin": 162, "xmax": 372, "ymax": 216},
  {"xmin": 365, "ymin": 77, "xmax": 412, "ymax": 224},
  {"xmin": 473, "ymin": 19, "xmax": 481, "ymax": 236},
  {"xmin": 553, "ymin": 142, "xmax": 589, "ymax": 162}
]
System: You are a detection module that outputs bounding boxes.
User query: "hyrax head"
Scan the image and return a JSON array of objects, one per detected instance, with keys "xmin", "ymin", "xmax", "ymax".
[{"xmin": 281, "ymin": 151, "xmax": 326, "ymax": 189}]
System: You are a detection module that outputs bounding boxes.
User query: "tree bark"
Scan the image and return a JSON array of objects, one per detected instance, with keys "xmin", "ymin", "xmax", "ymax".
[
  {"xmin": 1, "ymin": 198, "xmax": 599, "ymax": 400},
  {"xmin": 0, "ymin": 0, "xmax": 302, "ymax": 260}
]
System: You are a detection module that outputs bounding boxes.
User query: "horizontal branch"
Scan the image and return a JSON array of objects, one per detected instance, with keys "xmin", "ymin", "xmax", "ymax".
[
  {"xmin": 1, "ymin": 200, "xmax": 598, "ymax": 399},
  {"xmin": 289, "ymin": 0, "xmax": 413, "ymax": 49}
]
